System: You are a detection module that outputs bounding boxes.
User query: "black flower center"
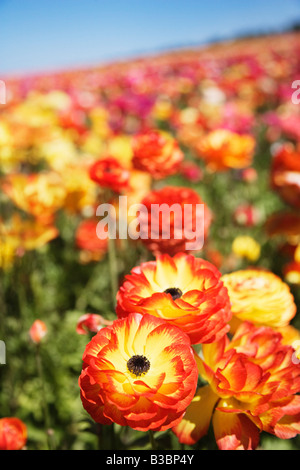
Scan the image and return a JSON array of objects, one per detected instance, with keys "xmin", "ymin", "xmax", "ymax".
[
  {"xmin": 127, "ymin": 355, "xmax": 151, "ymax": 377},
  {"xmin": 164, "ymin": 287, "xmax": 183, "ymax": 300}
]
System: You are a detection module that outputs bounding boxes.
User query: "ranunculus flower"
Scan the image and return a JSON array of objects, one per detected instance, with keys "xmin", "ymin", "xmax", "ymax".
[
  {"xmin": 0, "ymin": 417, "xmax": 27, "ymax": 450},
  {"xmin": 271, "ymin": 144, "xmax": 300, "ymax": 209},
  {"xmin": 75, "ymin": 218, "xmax": 108, "ymax": 263},
  {"xmin": 79, "ymin": 313, "xmax": 198, "ymax": 432},
  {"xmin": 283, "ymin": 261, "xmax": 300, "ymax": 286},
  {"xmin": 76, "ymin": 314, "xmax": 113, "ymax": 335},
  {"xmin": 89, "ymin": 157, "xmax": 130, "ymax": 194},
  {"xmin": 29, "ymin": 320, "xmax": 48, "ymax": 344},
  {"xmin": 195, "ymin": 128, "xmax": 255, "ymax": 171},
  {"xmin": 116, "ymin": 253, "xmax": 232, "ymax": 344},
  {"xmin": 0, "ymin": 214, "xmax": 58, "ymax": 270},
  {"xmin": 180, "ymin": 161, "xmax": 203, "ymax": 182},
  {"xmin": 222, "ymin": 269, "xmax": 297, "ymax": 330},
  {"xmin": 233, "ymin": 204, "xmax": 261, "ymax": 227},
  {"xmin": 231, "ymin": 235, "xmax": 261, "ymax": 262},
  {"xmin": 138, "ymin": 186, "xmax": 212, "ymax": 256},
  {"xmin": 131, "ymin": 130, "xmax": 184, "ymax": 179},
  {"xmin": 172, "ymin": 321, "xmax": 300, "ymax": 450},
  {"xmin": 1, "ymin": 172, "xmax": 66, "ymax": 224}
]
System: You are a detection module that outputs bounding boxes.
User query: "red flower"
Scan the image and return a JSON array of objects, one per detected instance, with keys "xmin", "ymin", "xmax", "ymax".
[
  {"xmin": 79, "ymin": 313, "xmax": 198, "ymax": 431},
  {"xmin": 132, "ymin": 130, "xmax": 184, "ymax": 179},
  {"xmin": 271, "ymin": 144, "xmax": 300, "ymax": 209},
  {"xmin": 89, "ymin": 157, "xmax": 130, "ymax": 194},
  {"xmin": 116, "ymin": 252, "xmax": 232, "ymax": 344},
  {"xmin": 29, "ymin": 320, "xmax": 48, "ymax": 344},
  {"xmin": 0, "ymin": 418, "xmax": 27, "ymax": 450},
  {"xmin": 180, "ymin": 161, "xmax": 203, "ymax": 182},
  {"xmin": 76, "ymin": 314, "xmax": 113, "ymax": 335},
  {"xmin": 75, "ymin": 219, "xmax": 108, "ymax": 262},
  {"xmin": 233, "ymin": 204, "xmax": 262, "ymax": 227},
  {"xmin": 138, "ymin": 186, "xmax": 212, "ymax": 256}
]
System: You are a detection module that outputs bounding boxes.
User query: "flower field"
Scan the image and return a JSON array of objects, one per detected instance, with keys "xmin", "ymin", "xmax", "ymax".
[{"xmin": 1, "ymin": 31, "xmax": 300, "ymax": 451}]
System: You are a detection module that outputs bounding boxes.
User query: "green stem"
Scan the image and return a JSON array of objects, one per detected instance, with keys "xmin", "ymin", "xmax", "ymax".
[
  {"xmin": 35, "ymin": 344, "xmax": 55, "ymax": 450},
  {"xmin": 108, "ymin": 228, "xmax": 118, "ymax": 309},
  {"xmin": 148, "ymin": 430, "xmax": 157, "ymax": 450}
]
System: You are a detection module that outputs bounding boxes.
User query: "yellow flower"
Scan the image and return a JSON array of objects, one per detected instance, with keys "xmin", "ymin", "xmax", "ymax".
[
  {"xmin": 2, "ymin": 172, "xmax": 66, "ymax": 223},
  {"xmin": 232, "ymin": 235, "xmax": 261, "ymax": 262},
  {"xmin": 0, "ymin": 215, "xmax": 58, "ymax": 269},
  {"xmin": 222, "ymin": 269, "xmax": 297, "ymax": 330}
]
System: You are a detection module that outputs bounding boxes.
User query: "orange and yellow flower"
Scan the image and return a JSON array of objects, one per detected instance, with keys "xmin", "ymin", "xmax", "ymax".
[
  {"xmin": 173, "ymin": 322, "xmax": 300, "ymax": 450},
  {"xmin": 195, "ymin": 128, "xmax": 255, "ymax": 171},
  {"xmin": 116, "ymin": 253, "xmax": 232, "ymax": 345},
  {"xmin": 221, "ymin": 269, "xmax": 297, "ymax": 332},
  {"xmin": 138, "ymin": 186, "xmax": 212, "ymax": 256},
  {"xmin": 131, "ymin": 130, "xmax": 184, "ymax": 180},
  {"xmin": 79, "ymin": 313, "xmax": 198, "ymax": 432},
  {"xmin": 0, "ymin": 417, "xmax": 27, "ymax": 450}
]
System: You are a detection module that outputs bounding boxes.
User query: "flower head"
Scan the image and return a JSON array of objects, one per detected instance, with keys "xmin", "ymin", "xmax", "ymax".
[
  {"xmin": 222, "ymin": 269, "xmax": 296, "ymax": 330},
  {"xmin": 116, "ymin": 253, "xmax": 232, "ymax": 344},
  {"xmin": 1, "ymin": 172, "xmax": 66, "ymax": 224},
  {"xmin": 231, "ymin": 235, "xmax": 261, "ymax": 262},
  {"xmin": 173, "ymin": 322, "xmax": 300, "ymax": 450},
  {"xmin": 89, "ymin": 157, "xmax": 130, "ymax": 194},
  {"xmin": 138, "ymin": 186, "xmax": 212, "ymax": 256},
  {"xmin": 76, "ymin": 314, "xmax": 113, "ymax": 335},
  {"xmin": 79, "ymin": 313, "xmax": 198, "ymax": 432},
  {"xmin": 283, "ymin": 261, "xmax": 300, "ymax": 286},
  {"xmin": 29, "ymin": 320, "xmax": 48, "ymax": 344},
  {"xmin": 132, "ymin": 130, "xmax": 183, "ymax": 179},
  {"xmin": 271, "ymin": 144, "xmax": 300, "ymax": 209},
  {"xmin": 0, "ymin": 418, "xmax": 27, "ymax": 450},
  {"xmin": 75, "ymin": 218, "xmax": 108, "ymax": 263},
  {"xmin": 196, "ymin": 128, "xmax": 255, "ymax": 171}
]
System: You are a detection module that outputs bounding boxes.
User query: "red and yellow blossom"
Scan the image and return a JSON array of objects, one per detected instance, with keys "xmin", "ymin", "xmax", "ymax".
[
  {"xmin": 173, "ymin": 322, "xmax": 300, "ymax": 450},
  {"xmin": 0, "ymin": 417, "xmax": 27, "ymax": 450},
  {"xmin": 138, "ymin": 186, "xmax": 212, "ymax": 256},
  {"xmin": 131, "ymin": 130, "xmax": 184, "ymax": 179},
  {"xmin": 116, "ymin": 253, "xmax": 232, "ymax": 344},
  {"xmin": 195, "ymin": 128, "xmax": 255, "ymax": 171},
  {"xmin": 221, "ymin": 269, "xmax": 296, "ymax": 333},
  {"xmin": 89, "ymin": 157, "xmax": 130, "ymax": 194},
  {"xmin": 79, "ymin": 313, "xmax": 198, "ymax": 432}
]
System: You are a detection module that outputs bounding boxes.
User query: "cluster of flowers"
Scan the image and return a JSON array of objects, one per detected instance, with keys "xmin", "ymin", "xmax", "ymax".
[
  {"xmin": 1, "ymin": 32, "xmax": 300, "ymax": 450},
  {"xmin": 0, "ymin": 33, "xmax": 299, "ymax": 275},
  {"xmin": 77, "ymin": 252, "xmax": 300, "ymax": 450}
]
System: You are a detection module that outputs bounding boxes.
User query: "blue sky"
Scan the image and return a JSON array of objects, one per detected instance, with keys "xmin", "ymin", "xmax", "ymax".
[{"xmin": 1, "ymin": 0, "xmax": 300, "ymax": 76}]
